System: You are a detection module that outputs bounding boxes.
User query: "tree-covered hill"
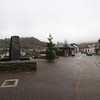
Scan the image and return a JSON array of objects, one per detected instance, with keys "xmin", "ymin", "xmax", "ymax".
[{"xmin": 0, "ymin": 37, "xmax": 46, "ymax": 48}]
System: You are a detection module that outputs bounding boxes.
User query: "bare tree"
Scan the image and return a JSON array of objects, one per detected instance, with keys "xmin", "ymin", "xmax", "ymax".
[
  {"xmin": 64, "ymin": 40, "xmax": 68, "ymax": 50},
  {"xmin": 64, "ymin": 39, "xmax": 69, "ymax": 56}
]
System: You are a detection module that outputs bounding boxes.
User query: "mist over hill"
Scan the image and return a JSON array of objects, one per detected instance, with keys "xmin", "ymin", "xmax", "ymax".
[
  {"xmin": 0, "ymin": 37, "xmax": 46, "ymax": 48},
  {"xmin": 0, "ymin": 36, "xmax": 98, "ymax": 49},
  {"xmin": 20, "ymin": 37, "xmax": 46, "ymax": 48}
]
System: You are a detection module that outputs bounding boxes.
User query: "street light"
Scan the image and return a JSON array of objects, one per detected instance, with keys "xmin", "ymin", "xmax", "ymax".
[
  {"xmin": 4, "ymin": 38, "xmax": 7, "ymax": 56},
  {"xmin": 57, "ymin": 42, "xmax": 59, "ymax": 58}
]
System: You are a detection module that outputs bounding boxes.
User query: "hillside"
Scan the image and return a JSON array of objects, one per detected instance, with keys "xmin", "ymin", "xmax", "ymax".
[
  {"xmin": 20, "ymin": 37, "xmax": 46, "ymax": 48},
  {"xmin": 0, "ymin": 37, "xmax": 46, "ymax": 48}
]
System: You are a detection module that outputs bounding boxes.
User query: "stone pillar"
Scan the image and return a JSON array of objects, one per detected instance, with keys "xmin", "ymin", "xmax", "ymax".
[{"xmin": 9, "ymin": 36, "xmax": 20, "ymax": 61}]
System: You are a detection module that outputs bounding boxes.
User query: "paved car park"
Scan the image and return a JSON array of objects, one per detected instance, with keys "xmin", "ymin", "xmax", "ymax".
[{"xmin": 0, "ymin": 54, "xmax": 100, "ymax": 100}]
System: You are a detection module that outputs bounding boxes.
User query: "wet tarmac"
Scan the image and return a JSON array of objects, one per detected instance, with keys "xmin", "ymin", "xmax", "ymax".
[{"xmin": 0, "ymin": 53, "xmax": 100, "ymax": 100}]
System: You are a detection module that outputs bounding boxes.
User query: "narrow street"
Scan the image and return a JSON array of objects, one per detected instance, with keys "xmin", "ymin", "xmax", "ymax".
[
  {"xmin": 75, "ymin": 53, "xmax": 100, "ymax": 100},
  {"xmin": 0, "ymin": 53, "xmax": 100, "ymax": 100}
]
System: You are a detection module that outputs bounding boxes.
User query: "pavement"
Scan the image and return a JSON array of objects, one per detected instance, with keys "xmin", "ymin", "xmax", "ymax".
[{"xmin": 0, "ymin": 53, "xmax": 100, "ymax": 100}]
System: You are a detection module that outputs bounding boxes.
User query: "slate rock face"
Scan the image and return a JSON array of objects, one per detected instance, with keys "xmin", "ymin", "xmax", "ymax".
[{"xmin": 9, "ymin": 36, "xmax": 20, "ymax": 61}]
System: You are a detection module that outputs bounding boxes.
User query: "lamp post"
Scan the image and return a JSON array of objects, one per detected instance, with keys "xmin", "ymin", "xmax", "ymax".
[
  {"xmin": 4, "ymin": 38, "xmax": 7, "ymax": 56},
  {"xmin": 57, "ymin": 42, "xmax": 59, "ymax": 58}
]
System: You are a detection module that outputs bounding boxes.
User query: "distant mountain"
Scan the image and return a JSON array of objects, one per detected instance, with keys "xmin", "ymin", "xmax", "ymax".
[
  {"xmin": 0, "ymin": 37, "xmax": 46, "ymax": 48},
  {"xmin": 20, "ymin": 37, "xmax": 46, "ymax": 48}
]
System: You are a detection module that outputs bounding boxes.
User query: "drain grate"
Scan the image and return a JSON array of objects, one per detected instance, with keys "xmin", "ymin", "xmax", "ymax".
[{"xmin": 1, "ymin": 79, "xmax": 19, "ymax": 88}]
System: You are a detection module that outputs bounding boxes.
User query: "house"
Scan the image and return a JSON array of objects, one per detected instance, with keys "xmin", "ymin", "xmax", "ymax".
[
  {"xmin": 70, "ymin": 43, "xmax": 79, "ymax": 53},
  {"xmin": 54, "ymin": 42, "xmax": 75, "ymax": 56},
  {"xmin": 81, "ymin": 45, "xmax": 95, "ymax": 54},
  {"xmin": 88, "ymin": 44, "xmax": 95, "ymax": 54}
]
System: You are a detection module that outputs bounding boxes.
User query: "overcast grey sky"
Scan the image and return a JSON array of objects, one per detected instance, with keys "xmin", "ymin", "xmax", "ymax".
[{"xmin": 0, "ymin": 0, "xmax": 100, "ymax": 43}]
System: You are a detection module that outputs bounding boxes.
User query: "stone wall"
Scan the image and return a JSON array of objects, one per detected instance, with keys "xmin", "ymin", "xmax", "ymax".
[{"xmin": 0, "ymin": 60, "xmax": 36, "ymax": 72}]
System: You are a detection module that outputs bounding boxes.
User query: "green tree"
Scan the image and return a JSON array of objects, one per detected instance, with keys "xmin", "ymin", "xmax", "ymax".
[{"xmin": 46, "ymin": 34, "xmax": 56, "ymax": 60}]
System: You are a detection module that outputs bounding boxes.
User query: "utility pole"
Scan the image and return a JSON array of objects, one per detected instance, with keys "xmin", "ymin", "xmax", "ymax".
[
  {"xmin": 4, "ymin": 38, "xmax": 7, "ymax": 56},
  {"xmin": 57, "ymin": 42, "xmax": 59, "ymax": 58}
]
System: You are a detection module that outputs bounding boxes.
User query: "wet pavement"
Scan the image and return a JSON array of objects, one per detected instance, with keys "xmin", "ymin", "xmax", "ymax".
[{"xmin": 0, "ymin": 53, "xmax": 100, "ymax": 100}]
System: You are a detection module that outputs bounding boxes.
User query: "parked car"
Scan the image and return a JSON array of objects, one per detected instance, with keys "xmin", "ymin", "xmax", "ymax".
[{"xmin": 86, "ymin": 52, "xmax": 92, "ymax": 56}]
